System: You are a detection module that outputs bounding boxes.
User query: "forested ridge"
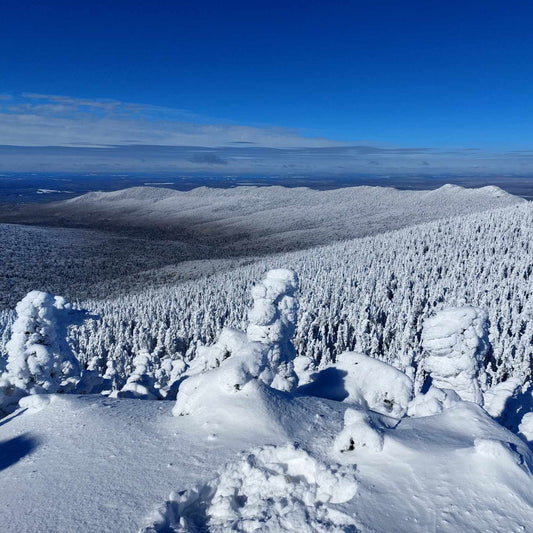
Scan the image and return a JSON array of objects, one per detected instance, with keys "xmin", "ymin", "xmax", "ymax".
[{"xmin": 2, "ymin": 202, "xmax": 530, "ymax": 390}]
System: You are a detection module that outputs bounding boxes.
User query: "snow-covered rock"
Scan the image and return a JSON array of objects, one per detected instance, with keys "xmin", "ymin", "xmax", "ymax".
[
  {"xmin": 299, "ymin": 352, "xmax": 413, "ymax": 418},
  {"xmin": 421, "ymin": 306, "xmax": 490, "ymax": 404}
]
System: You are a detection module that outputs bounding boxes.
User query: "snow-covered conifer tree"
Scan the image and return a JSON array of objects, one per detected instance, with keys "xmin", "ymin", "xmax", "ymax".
[
  {"xmin": 0, "ymin": 291, "xmax": 89, "ymax": 413},
  {"xmin": 117, "ymin": 349, "xmax": 159, "ymax": 399},
  {"xmin": 420, "ymin": 306, "xmax": 490, "ymax": 404},
  {"xmin": 246, "ymin": 268, "xmax": 299, "ymax": 391}
]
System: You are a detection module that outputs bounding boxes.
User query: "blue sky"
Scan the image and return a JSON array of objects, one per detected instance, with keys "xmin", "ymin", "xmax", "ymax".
[{"xmin": 1, "ymin": 1, "xmax": 532, "ymax": 174}]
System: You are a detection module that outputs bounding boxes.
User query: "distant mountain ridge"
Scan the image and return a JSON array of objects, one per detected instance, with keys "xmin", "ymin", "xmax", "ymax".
[
  {"xmin": 65, "ymin": 183, "xmax": 519, "ymax": 204},
  {"xmin": 47, "ymin": 184, "xmax": 525, "ymax": 253}
]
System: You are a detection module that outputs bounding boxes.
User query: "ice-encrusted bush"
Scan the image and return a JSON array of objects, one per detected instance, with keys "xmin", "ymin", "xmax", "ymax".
[
  {"xmin": 420, "ymin": 306, "xmax": 490, "ymax": 404},
  {"xmin": 0, "ymin": 291, "xmax": 88, "ymax": 413}
]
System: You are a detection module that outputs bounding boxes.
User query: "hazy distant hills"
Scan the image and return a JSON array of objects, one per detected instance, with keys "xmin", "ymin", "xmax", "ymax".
[{"xmin": 8, "ymin": 184, "xmax": 524, "ymax": 255}]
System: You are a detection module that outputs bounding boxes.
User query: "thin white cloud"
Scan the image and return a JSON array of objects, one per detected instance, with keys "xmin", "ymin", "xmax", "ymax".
[
  {"xmin": 0, "ymin": 93, "xmax": 526, "ymax": 176},
  {"xmin": 0, "ymin": 93, "xmax": 347, "ymax": 149}
]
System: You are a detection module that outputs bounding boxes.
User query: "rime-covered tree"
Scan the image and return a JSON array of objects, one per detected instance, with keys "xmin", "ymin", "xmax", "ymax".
[
  {"xmin": 420, "ymin": 306, "xmax": 490, "ymax": 404},
  {"xmin": 0, "ymin": 291, "xmax": 89, "ymax": 413},
  {"xmin": 246, "ymin": 268, "xmax": 299, "ymax": 391}
]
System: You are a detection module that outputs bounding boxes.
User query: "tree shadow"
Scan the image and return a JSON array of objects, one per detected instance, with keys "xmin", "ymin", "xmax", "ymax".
[
  {"xmin": 0, "ymin": 408, "xmax": 27, "ymax": 428},
  {"xmin": 497, "ymin": 382, "xmax": 533, "ymax": 435},
  {"xmin": 0, "ymin": 434, "xmax": 39, "ymax": 472}
]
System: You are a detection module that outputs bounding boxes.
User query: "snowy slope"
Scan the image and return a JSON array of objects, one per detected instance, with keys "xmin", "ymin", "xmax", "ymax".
[
  {"xmin": 31, "ymin": 184, "xmax": 524, "ymax": 253},
  {"xmin": 1, "ymin": 394, "xmax": 533, "ymax": 532}
]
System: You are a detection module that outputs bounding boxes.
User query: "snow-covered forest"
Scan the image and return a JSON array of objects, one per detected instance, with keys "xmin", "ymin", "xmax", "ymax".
[{"xmin": 2, "ymin": 201, "xmax": 529, "ymax": 394}]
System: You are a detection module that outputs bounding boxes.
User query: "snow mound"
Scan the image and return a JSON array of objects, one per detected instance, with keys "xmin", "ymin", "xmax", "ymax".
[
  {"xmin": 333, "ymin": 408, "xmax": 384, "ymax": 456},
  {"xmin": 474, "ymin": 438, "xmax": 531, "ymax": 473},
  {"xmin": 407, "ymin": 386, "xmax": 461, "ymax": 418},
  {"xmin": 421, "ymin": 306, "xmax": 489, "ymax": 404},
  {"xmin": 173, "ymin": 339, "xmax": 304, "ymax": 442},
  {"xmin": 299, "ymin": 352, "xmax": 413, "ymax": 418},
  {"xmin": 18, "ymin": 393, "xmax": 57, "ymax": 413},
  {"xmin": 142, "ymin": 444, "xmax": 358, "ymax": 533}
]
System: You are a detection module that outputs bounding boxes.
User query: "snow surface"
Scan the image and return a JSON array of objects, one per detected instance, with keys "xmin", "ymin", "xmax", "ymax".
[
  {"xmin": 2, "ymin": 392, "xmax": 532, "ymax": 532},
  {"xmin": 0, "ymin": 188, "xmax": 531, "ymax": 532}
]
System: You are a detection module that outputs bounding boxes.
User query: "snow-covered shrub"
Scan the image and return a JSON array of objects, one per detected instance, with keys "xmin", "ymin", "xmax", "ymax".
[
  {"xmin": 0, "ymin": 291, "xmax": 89, "ymax": 413},
  {"xmin": 334, "ymin": 408, "xmax": 384, "ymax": 455},
  {"xmin": 142, "ymin": 444, "xmax": 358, "ymax": 533},
  {"xmin": 299, "ymin": 352, "xmax": 413, "ymax": 418},
  {"xmin": 188, "ymin": 327, "xmax": 253, "ymax": 376},
  {"xmin": 420, "ymin": 306, "xmax": 490, "ymax": 404},
  {"xmin": 246, "ymin": 268, "xmax": 299, "ymax": 392},
  {"xmin": 117, "ymin": 349, "xmax": 159, "ymax": 400},
  {"xmin": 407, "ymin": 386, "xmax": 461, "ymax": 418},
  {"xmin": 483, "ymin": 377, "xmax": 523, "ymax": 419},
  {"xmin": 154, "ymin": 357, "xmax": 187, "ymax": 400}
]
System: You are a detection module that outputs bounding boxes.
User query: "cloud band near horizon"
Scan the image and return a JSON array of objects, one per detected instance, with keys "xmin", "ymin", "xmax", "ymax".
[{"xmin": 0, "ymin": 93, "xmax": 531, "ymax": 175}]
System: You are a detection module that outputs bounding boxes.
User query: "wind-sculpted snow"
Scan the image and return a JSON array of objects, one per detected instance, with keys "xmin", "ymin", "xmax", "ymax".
[
  {"xmin": 142, "ymin": 445, "xmax": 359, "ymax": 533},
  {"xmin": 298, "ymin": 352, "xmax": 414, "ymax": 418}
]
